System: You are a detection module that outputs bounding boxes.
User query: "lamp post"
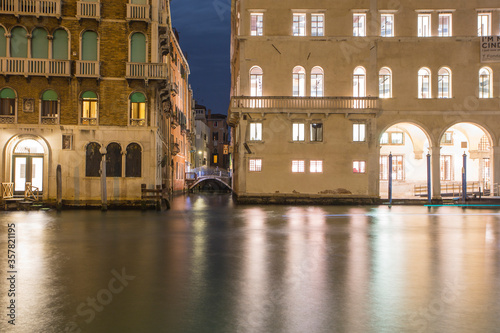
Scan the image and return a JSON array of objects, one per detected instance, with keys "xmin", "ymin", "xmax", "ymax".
[
  {"xmin": 462, "ymin": 152, "xmax": 467, "ymax": 203},
  {"xmin": 426, "ymin": 152, "xmax": 431, "ymax": 204},
  {"xmin": 388, "ymin": 153, "xmax": 393, "ymax": 205}
]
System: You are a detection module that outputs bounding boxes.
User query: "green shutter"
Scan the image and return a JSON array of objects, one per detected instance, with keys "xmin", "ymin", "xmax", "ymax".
[
  {"xmin": 42, "ymin": 90, "xmax": 58, "ymax": 101},
  {"xmin": 53, "ymin": 29, "xmax": 68, "ymax": 60},
  {"xmin": 32, "ymin": 28, "xmax": 49, "ymax": 59},
  {"xmin": 131, "ymin": 33, "xmax": 146, "ymax": 63},
  {"xmin": 130, "ymin": 92, "xmax": 146, "ymax": 103},
  {"xmin": 82, "ymin": 91, "xmax": 97, "ymax": 99},
  {"xmin": 0, "ymin": 88, "xmax": 16, "ymax": 99},
  {"xmin": 82, "ymin": 31, "xmax": 98, "ymax": 61},
  {"xmin": 0, "ymin": 27, "xmax": 6, "ymax": 57},
  {"xmin": 131, "ymin": 0, "xmax": 147, "ymax": 4},
  {"xmin": 11, "ymin": 27, "xmax": 28, "ymax": 58}
]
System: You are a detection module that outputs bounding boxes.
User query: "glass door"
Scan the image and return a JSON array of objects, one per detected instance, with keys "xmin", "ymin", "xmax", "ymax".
[
  {"xmin": 14, "ymin": 157, "xmax": 27, "ymax": 193},
  {"xmin": 13, "ymin": 156, "xmax": 44, "ymax": 194}
]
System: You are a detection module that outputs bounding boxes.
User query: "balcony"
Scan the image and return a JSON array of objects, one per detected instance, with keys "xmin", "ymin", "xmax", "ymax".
[
  {"xmin": 75, "ymin": 61, "xmax": 100, "ymax": 78},
  {"xmin": 0, "ymin": 115, "xmax": 15, "ymax": 124},
  {"xmin": 0, "ymin": 58, "xmax": 71, "ymax": 77},
  {"xmin": 76, "ymin": 0, "xmax": 100, "ymax": 21},
  {"xmin": 0, "ymin": 0, "xmax": 61, "ymax": 18},
  {"xmin": 230, "ymin": 96, "xmax": 380, "ymax": 112},
  {"xmin": 126, "ymin": 2, "xmax": 150, "ymax": 22},
  {"xmin": 126, "ymin": 63, "xmax": 167, "ymax": 80},
  {"xmin": 41, "ymin": 115, "xmax": 58, "ymax": 125}
]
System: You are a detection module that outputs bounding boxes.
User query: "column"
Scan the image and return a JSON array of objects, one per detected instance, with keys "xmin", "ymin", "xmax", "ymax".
[
  {"xmin": 492, "ymin": 146, "xmax": 500, "ymax": 196},
  {"xmin": 431, "ymin": 145, "xmax": 441, "ymax": 201}
]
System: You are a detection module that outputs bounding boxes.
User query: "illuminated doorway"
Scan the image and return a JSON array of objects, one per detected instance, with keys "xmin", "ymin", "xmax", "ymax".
[{"xmin": 12, "ymin": 139, "xmax": 45, "ymax": 195}]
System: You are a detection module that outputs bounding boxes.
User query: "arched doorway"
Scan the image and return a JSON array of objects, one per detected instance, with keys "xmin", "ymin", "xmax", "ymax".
[
  {"xmin": 439, "ymin": 123, "xmax": 493, "ymax": 196},
  {"xmin": 379, "ymin": 123, "xmax": 431, "ymax": 199},
  {"xmin": 11, "ymin": 138, "xmax": 46, "ymax": 194}
]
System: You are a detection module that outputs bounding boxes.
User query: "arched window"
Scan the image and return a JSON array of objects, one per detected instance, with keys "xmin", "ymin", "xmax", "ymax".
[
  {"xmin": 353, "ymin": 66, "xmax": 366, "ymax": 97},
  {"xmin": 479, "ymin": 67, "xmax": 492, "ymax": 98},
  {"xmin": 81, "ymin": 31, "xmax": 98, "ymax": 61},
  {"xmin": 41, "ymin": 89, "xmax": 59, "ymax": 124},
  {"xmin": 32, "ymin": 28, "xmax": 48, "ymax": 59},
  {"xmin": 53, "ymin": 28, "xmax": 69, "ymax": 60},
  {"xmin": 130, "ymin": 32, "xmax": 146, "ymax": 63},
  {"xmin": 418, "ymin": 67, "xmax": 431, "ymax": 99},
  {"xmin": 85, "ymin": 142, "xmax": 101, "ymax": 177},
  {"xmin": 126, "ymin": 143, "xmax": 142, "ymax": 177},
  {"xmin": 10, "ymin": 27, "xmax": 28, "ymax": 58},
  {"xmin": 81, "ymin": 91, "xmax": 98, "ymax": 125},
  {"xmin": 0, "ymin": 88, "xmax": 16, "ymax": 121},
  {"xmin": 130, "ymin": 92, "xmax": 146, "ymax": 126},
  {"xmin": 250, "ymin": 66, "xmax": 263, "ymax": 97},
  {"xmin": 0, "ymin": 26, "xmax": 6, "ymax": 57},
  {"xmin": 379, "ymin": 67, "xmax": 392, "ymax": 98},
  {"xmin": 106, "ymin": 143, "xmax": 122, "ymax": 177},
  {"xmin": 311, "ymin": 66, "xmax": 324, "ymax": 97},
  {"xmin": 438, "ymin": 67, "xmax": 451, "ymax": 98},
  {"xmin": 293, "ymin": 66, "xmax": 306, "ymax": 97}
]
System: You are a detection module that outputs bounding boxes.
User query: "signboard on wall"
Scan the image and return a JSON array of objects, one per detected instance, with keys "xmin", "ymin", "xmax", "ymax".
[{"xmin": 481, "ymin": 36, "xmax": 500, "ymax": 63}]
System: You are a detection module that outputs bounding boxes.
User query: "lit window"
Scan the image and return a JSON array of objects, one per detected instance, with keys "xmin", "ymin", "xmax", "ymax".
[
  {"xmin": 438, "ymin": 13, "xmax": 452, "ymax": 37},
  {"xmin": 353, "ymin": 161, "xmax": 366, "ymax": 173},
  {"xmin": 213, "ymin": 154, "xmax": 218, "ymax": 164},
  {"xmin": 478, "ymin": 13, "xmax": 491, "ymax": 36},
  {"xmin": 130, "ymin": 92, "xmax": 146, "ymax": 126},
  {"xmin": 310, "ymin": 123, "xmax": 323, "ymax": 142},
  {"xmin": 249, "ymin": 123, "xmax": 262, "ymax": 141},
  {"xmin": 353, "ymin": 13, "xmax": 366, "ymax": 36},
  {"xmin": 479, "ymin": 67, "xmax": 492, "ymax": 98},
  {"xmin": 418, "ymin": 67, "xmax": 431, "ymax": 99},
  {"xmin": 293, "ymin": 14, "xmax": 306, "ymax": 36},
  {"xmin": 380, "ymin": 155, "xmax": 404, "ymax": 180},
  {"xmin": 381, "ymin": 14, "xmax": 394, "ymax": 37},
  {"xmin": 353, "ymin": 123, "xmax": 366, "ymax": 142},
  {"xmin": 311, "ymin": 66, "xmax": 324, "ymax": 97},
  {"xmin": 438, "ymin": 67, "xmax": 451, "ymax": 98},
  {"xmin": 418, "ymin": 14, "xmax": 431, "ymax": 37},
  {"xmin": 379, "ymin": 67, "xmax": 392, "ymax": 98},
  {"xmin": 311, "ymin": 14, "xmax": 324, "ymax": 36},
  {"xmin": 353, "ymin": 67, "xmax": 366, "ymax": 103},
  {"xmin": 292, "ymin": 160, "xmax": 305, "ymax": 173},
  {"xmin": 250, "ymin": 13, "xmax": 264, "ymax": 36},
  {"xmin": 293, "ymin": 66, "xmax": 306, "ymax": 97},
  {"xmin": 249, "ymin": 159, "xmax": 262, "ymax": 172},
  {"xmin": 440, "ymin": 155, "xmax": 453, "ymax": 181},
  {"xmin": 250, "ymin": 66, "xmax": 263, "ymax": 97},
  {"xmin": 391, "ymin": 132, "xmax": 404, "ymax": 145},
  {"xmin": 81, "ymin": 91, "xmax": 98, "ymax": 125},
  {"xmin": 293, "ymin": 123, "xmax": 305, "ymax": 141},
  {"xmin": 441, "ymin": 131, "xmax": 453, "ymax": 145},
  {"xmin": 380, "ymin": 132, "xmax": 389, "ymax": 144},
  {"xmin": 310, "ymin": 160, "xmax": 323, "ymax": 173}
]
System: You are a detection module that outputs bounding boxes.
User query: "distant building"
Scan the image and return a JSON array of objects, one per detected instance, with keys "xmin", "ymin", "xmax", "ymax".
[
  {"xmin": 0, "ymin": 0, "xmax": 194, "ymax": 205},
  {"xmin": 194, "ymin": 104, "xmax": 210, "ymax": 168},
  {"xmin": 207, "ymin": 112, "xmax": 230, "ymax": 170},
  {"xmin": 229, "ymin": 0, "xmax": 500, "ymax": 203}
]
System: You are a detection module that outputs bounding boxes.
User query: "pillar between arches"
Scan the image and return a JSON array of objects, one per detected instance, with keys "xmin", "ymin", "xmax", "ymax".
[{"xmin": 431, "ymin": 145, "xmax": 442, "ymax": 201}]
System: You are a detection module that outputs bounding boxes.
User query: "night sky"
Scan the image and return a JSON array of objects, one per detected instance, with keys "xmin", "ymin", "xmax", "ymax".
[{"xmin": 171, "ymin": 0, "xmax": 231, "ymax": 115}]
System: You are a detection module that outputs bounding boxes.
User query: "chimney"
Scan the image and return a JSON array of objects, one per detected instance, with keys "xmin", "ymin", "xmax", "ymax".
[{"xmin": 208, "ymin": 109, "xmax": 211, "ymax": 118}]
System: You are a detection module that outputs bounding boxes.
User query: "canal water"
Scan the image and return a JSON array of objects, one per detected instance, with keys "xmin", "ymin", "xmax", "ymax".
[{"xmin": 1, "ymin": 194, "xmax": 500, "ymax": 333}]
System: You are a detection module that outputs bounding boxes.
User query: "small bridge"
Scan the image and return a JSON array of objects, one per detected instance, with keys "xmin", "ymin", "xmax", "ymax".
[{"xmin": 186, "ymin": 172, "xmax": 233, "ymax": 193}]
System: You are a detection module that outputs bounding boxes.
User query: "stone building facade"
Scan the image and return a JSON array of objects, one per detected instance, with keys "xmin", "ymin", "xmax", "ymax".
[
  {"xmin": 0, "ymin": 0, "xmax": 190, "ymax": 205},
  {"xmin": 229, "ymin": 0, "xmax": 500, "ymax": 203}
]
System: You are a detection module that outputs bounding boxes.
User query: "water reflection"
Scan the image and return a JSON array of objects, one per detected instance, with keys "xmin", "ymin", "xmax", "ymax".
[{"xmin": 0, "ymin": 196, "xmax": 500, "ymax": 333}]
